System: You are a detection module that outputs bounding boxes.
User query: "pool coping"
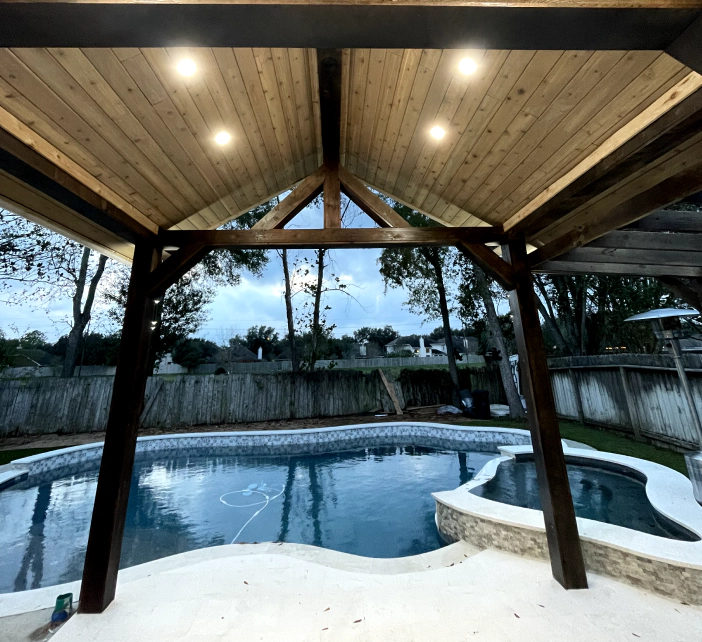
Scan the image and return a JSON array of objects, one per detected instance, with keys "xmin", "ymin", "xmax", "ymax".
[
  {"xmin": 433, "ymin": 443, "xmax": 702, "ymax": 570},
  {"xmin": 0, "ymin": 540, "xmax": 481, "ymax": 618},
  {"xmin": 0, "ymin": 422, "xmax": 532, "ymax": 488}
]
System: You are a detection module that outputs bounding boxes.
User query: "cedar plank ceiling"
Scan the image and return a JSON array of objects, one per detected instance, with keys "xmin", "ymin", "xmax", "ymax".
[{"xmin": 0, "ymin": 47, "xmax": 694, "ymax": 249}]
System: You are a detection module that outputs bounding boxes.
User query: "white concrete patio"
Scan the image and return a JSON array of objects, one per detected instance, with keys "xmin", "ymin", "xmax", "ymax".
[{"xmin": 41, "ymin": 542, "xmax": 702, "ymax": 642}]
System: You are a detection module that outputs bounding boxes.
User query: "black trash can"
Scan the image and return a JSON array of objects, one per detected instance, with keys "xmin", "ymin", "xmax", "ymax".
[{"xmin": 472, "ymin": 389, "xmax": 490, "ymax": 419}]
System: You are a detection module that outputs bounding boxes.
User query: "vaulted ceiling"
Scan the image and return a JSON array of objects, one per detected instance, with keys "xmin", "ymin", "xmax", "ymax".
[{"xmin": 0, "ymin": 46, "xmax": 700, "ymax": 265}]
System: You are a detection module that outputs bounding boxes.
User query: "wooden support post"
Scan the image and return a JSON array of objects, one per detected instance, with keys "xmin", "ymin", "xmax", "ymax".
[
  {"xmin": 569, "ymin": 367, "xmax": 585, "ymax": 425},
  {"xmin": 619, "ymin": 366, "xmax": 642, "ymax": 441},
  {"xmin": 79, "ymin": 241, "xmax": 161, "ymax": 613},
  {"xmin": 324, "ymin": 165, "xmax": 341, "ymax": 228},
  {"xmin": 502, "ymin": 237, "xmax": 588, "ymax": 590}
]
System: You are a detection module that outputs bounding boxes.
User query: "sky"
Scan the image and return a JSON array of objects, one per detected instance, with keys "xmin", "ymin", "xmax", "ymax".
[{"xmin": 0, "ymin": 199, "xmax": 469, "ymax": 344}]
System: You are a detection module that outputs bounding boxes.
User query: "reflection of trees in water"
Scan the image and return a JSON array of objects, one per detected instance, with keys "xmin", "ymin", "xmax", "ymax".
[
  {"xmin": 14, "ymin": 483, "xmax": 52, "ymax": 591},
  {"xmin": 458, "ymin": 452, "xmax": 469, "ymax": 486},
  {"xmin": 120, "ymin": 467, "xmax": 223, "ymax": 568},
  {"xmin": 278, "ymin": 458, "xmax": 298, "ymax": 542},
  {"xmin": 278, "ymin": 456, "xmax": 323, "ymax": 548}
]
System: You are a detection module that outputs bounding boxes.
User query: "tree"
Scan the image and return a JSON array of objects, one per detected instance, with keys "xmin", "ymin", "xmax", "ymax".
[
  {"xmin": 105, "ymin": 269, "xmax": 215, "ymax": 367},
  {"xmin": 243, "ymin": 325, "xmax": 279, "ymax": 361},
  {"xmin": 378, "ymin": 203, "xmax": 462, "ymax": 406},
  {"xmin": 52, "ymin": 331, "xmax": 122, "ymax": 368},
  {"xmin": 172, "ymin": 338, "xmax": 219, "ymax": 369},
  {"xmin": 281, "ymin": 249, "xmax": 298, "ymax": 371},
  {"xmin": 457, "ymin": 260, "xmax": 525, "ymax": 419},
  {"xmin": 534, "ymin": 274, "xmax": 682, "ymax": 355},
  {"xmin": 354, "ymin": 326, "xmax": 399, "ymax": 356},
  {"xmin": 105, "ymin": 200, "xmax": 274, "ymax": 368},
  {"xmin": 0, "ymin": 209, "xmax": 110, "ymax": 377}
]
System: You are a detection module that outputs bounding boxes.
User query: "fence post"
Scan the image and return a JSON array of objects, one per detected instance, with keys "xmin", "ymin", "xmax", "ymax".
[
  {"xmin": 568, "ymin": 368, "xmax": 585, "ymax": 424},
  {"xmin": 618, "ymin": 366, "xmax": 642, "ymax": 441}
]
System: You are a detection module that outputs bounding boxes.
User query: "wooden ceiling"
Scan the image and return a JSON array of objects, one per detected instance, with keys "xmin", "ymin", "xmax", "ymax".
[{"xmin": 0, "ymin": 45, "xmax": 698, "ymax": 262}]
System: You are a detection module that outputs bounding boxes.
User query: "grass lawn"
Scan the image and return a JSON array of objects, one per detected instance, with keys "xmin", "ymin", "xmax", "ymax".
[
  {"xmin": 459, "ymin": 417, "xmax": 689, "ymax": 476},
  {"xmin": 0, "ymin": 447, "xmax": 60, "ymax": 467}
]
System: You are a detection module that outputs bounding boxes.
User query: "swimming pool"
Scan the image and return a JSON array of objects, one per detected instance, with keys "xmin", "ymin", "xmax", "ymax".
[
  {"xmin": 470, "ymin": 457, "xmax": 700, "ymax": 541},
  {"xmin": 0, "ymin": 445, "xmax": 497, "ymax": 593}
]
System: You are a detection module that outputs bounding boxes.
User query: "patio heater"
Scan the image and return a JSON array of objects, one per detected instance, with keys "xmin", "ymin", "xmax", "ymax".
[{"xmin": 625, "ymin": 308, "xmax": 702, "ymax": 503}]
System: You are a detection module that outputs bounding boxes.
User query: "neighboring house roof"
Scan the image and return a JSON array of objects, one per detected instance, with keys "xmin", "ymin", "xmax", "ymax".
[
  {"xmin": 386, "ymin": 336, "xmax": 431, "ymax": 348},
  {"xmin": 9, "ymin": 349, "xmax": 61, "ymax": 368},
  {"xmin": 225, "ymin": 344, "xmax": 259, "ymax": 362}
]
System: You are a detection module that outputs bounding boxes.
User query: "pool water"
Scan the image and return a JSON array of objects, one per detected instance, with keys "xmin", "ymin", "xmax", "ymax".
[
  {"xmin": 471, "ymin": 458, "xmax": 700, "ymax": 542},
  {"xmin": 0, "ymin": 446, "xmax": 495, "ymax": 593}
]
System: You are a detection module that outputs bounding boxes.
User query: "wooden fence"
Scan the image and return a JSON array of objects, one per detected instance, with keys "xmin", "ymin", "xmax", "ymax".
[
  {"xmin": 549, "ymin": 354, "xmax": 702, "ymax": 450},
  {"xmin": 0, "ymin": 366, "xmax": 506, "ymax": 437}
]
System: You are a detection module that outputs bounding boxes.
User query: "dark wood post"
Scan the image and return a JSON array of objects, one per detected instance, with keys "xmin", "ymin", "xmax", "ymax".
[
  {"xmin": 79, "ymin": 241, "xmax": 160, "ymax": 613},
  {"xmin": 502, "ymin": 237, "xmax": 588, "ymax": 590}
]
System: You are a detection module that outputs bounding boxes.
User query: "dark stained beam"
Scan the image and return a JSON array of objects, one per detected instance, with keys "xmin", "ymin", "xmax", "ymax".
[
  {"xmin": 252, "ymin": 167, "xmax": 325, "ymax": 230},
  {"xmin": 159, "ymin": 227, "xmax": 506, "ymax": 251},
  {"xmin": 529, "ymin": 149, "xmax": 702, "ymax": 266},
  {"xmin": 667, "ymin": 13, "xmax": 702, "ymax": 74},
  {"xmin": 0, "ymin": 5, "xmax": 699, "ymax": 49},
  {"xmin": 339, "ymin": 165, "xmax": 412, "ymax": 229},
  {"xmin": 0, "ymin": 128, "xmax": 155, "ymax": 244},
  {"xmin": 535, "ymin": 259, "xmax": 702, "ymax": 278},
  {"xmin": 509, "ymin": 86, "xmax": 702, "ymax": 239},
  {"xmin": 318, "ymin": 49, "xmax": 342, "ymax": 229},
  {"xmin": 324, "ymin": 166, "xmax": 341, "ymax": 229},
  {"xmin": 503, "ymin": 237, "xmax": 588, "ymax": 591},
  {"xmin": 79, "ymin": 241, "xmax": 160, "ymax": 613},
  {"xmin": 148, "ymin": 243, "xmax": 212, "ymax": 297},
  {"xmin": 533, "ymin": 229, "xmax": 702, "ymax": 277},
  {"xmin": 317, "ymin": 49, "xmax": 341, "ymax": 169},
  {"xmin": 456, "ymin": 241, "xmax": 515, "ymax": 291},
  {"xmin": 587, "ymin": 229, "xmax": 702, "ymax": 252},
  {"xmin": 626, "ymin": 209, "xmax": 702, "ymax": 233}
]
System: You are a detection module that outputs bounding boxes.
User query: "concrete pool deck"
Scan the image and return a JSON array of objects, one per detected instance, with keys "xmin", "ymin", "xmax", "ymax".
[{"xmin": 31, "ymin": 542, "xmax": 702, "ymax": 642}]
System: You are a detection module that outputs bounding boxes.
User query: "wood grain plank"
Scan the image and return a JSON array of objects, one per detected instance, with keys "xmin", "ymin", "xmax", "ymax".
[
  {"xmin": 353, "ymin": 49, "xmax": 387, "ymax": 179},
  {"xmin": 371, "ymin": 49, "xmax": 423, "ymax": 190},
  {"xmin": 253, "ymin": 47, "xmax": 301, "ymax": 186},
  {"xmin": 414, "ymin": 49, "xmax": 507, "ymax": 214},
  {"xmin": 10, "ymin": 48, "xmax": 191, "ymax": 222},
  {"xmin": 49, "ymin": 48, "xmax": 214, "ymax": 217},
  {"xmin": 0, "ymin": 169, "xmax": 134, "ymax": 263},
  {"xmin": 210, "ymin": 48, "xmax": 279, "ymax": 196},
  {"xmin": 0, "ymin": 100, "xmax": 158, "ymax": 233},
  {"xmin": 187, "ymin": 47, "xmax": 269, "ymax": 202},
  {"xmin": 495, "ymin": 51, "xmax": 673, "ymax": 222},
  {"xmin": 82, "ymin": 48, "xmax": 231, "ymax": 224},
  {"xmin": 163, "ymin": 47, "xmax": 256, "ymax": 210},
  {"xmin": 452, "ymin": 50, "xmax": 563, "ymax": 217},
  {"xmin": 344, "ymin": 48, "xmax": 371, "ymax": 176},
  {"xmin": 362, "ymin": 49, "xmax": 403, "ymax": 184},
  {"xmin": 383, "ymin": 49, "xmax": 443, "ymax": 194},
  {"xmin": 0, "ymin": 69, "xmax": 170, "ymax": 227},
  {"xmin": 140, "ymin": 48, "xmax": 249, "ymax": 217},
  {"xmin": 427, "ymin": 51, "xmax": 535, "ymax": 221}
]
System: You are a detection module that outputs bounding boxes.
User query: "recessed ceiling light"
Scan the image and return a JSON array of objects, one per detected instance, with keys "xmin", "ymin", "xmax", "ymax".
[
  {"xmin": 214, "ymin": 131, "xmax": 232, "ymax": 146},
  {"xmin": 430, "ymin": 126, "xmax": 446, "ymax": 140},
  {"xmin": 458, "ymin": 57, "xmax": 478, "ymax": 75},
  {"xmin": 177, "ymin": 59, "xmax": 197, "ymax": 76}
]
